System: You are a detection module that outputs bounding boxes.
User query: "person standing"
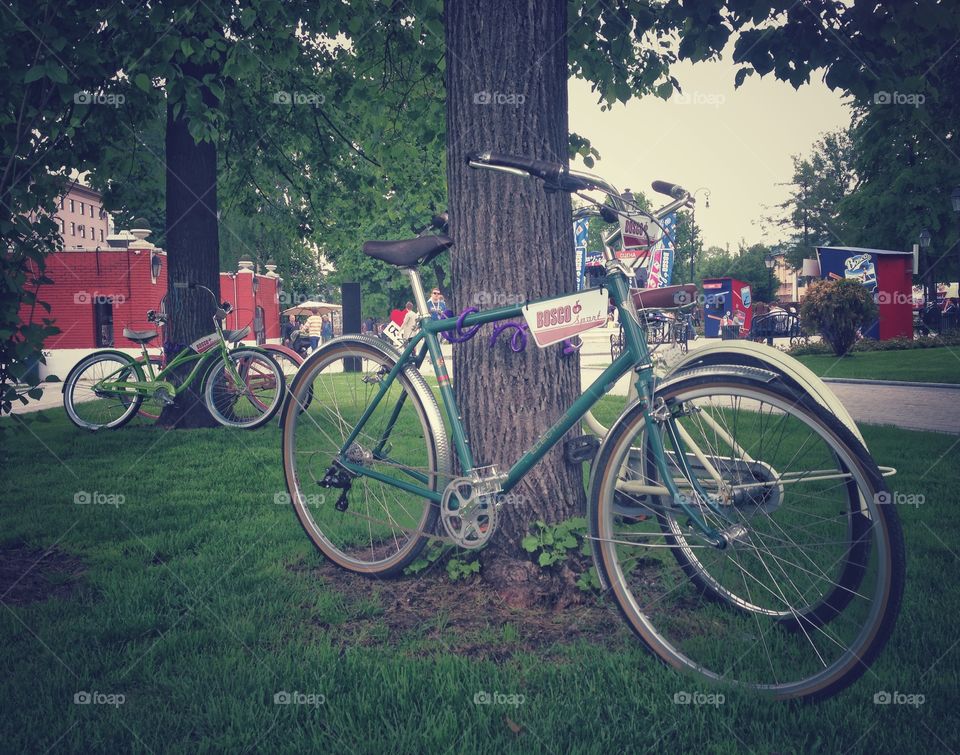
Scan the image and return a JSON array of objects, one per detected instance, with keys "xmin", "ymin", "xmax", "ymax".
[
  {"xmin": 427, "ymin": 288, "xmax": 446, "ymax": 319},
  {"xmin": 281, "ymin": 314, "xmax": 297, "ymax": 346},
  {"xmin": 321, "ymin": 315, "xmax": 333, "ymax": 343},
  {"xmin": 400, "ymin": 301, "xmax": 418, "ymax": 340},
  {"xmin": 304, "ymin": 309, "xmax": 324, "ymax": 352}
]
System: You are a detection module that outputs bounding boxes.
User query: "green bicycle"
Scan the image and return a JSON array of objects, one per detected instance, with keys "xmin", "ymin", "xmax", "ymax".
[
  {"xmin": 280, "ymin": 153, "xmax": 904, "ymax": 701},
  {"xmin": 63, "ymin": 284, "xmax": 286, "ymax": 431}
]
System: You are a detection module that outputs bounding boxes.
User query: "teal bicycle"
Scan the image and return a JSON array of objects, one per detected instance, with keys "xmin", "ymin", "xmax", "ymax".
[
  {"xmin": 280, "ymin": 153, "xmax": 904, "ymax": 701},
  {"xmin": 63, "ymin": 284, "xmax": 286, "ymax": 430}
]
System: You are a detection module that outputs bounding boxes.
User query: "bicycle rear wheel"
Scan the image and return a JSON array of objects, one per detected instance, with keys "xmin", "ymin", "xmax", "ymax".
[
  {"xmin": 63, "ymin": 352, "xmax": 144, "ymax": 431},
  {"xmin": 280, "ymin": 337, "xmax": 450, "ymax": 576},
  {"xmin": 589, "ymin": 372, "xmax": 904, "ymax": 700},
  {"xmin": 202, "ymin": 349, "xmax": 286, "ymax": 429}
]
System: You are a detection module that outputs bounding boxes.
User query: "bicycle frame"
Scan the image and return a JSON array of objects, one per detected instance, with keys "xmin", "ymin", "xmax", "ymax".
[
  {"xmin": 332, "ymin": 265, "xmax": 727, "ymax": 544},
  {"xmin": 94, "ymin": 314, "xmax": 249, "ymax": 400}
]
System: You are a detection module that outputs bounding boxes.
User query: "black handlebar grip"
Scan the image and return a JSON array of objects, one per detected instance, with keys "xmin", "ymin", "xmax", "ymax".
[
  {"xmin": 651, "ymin": 180, "xmax": 687, "ymax": 199},
  {"xmin": 468, "ymin": 150, "xmax": 565, "ymax": 183}
]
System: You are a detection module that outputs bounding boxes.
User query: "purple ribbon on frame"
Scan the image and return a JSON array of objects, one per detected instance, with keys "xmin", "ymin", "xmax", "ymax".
[{"xmin": 439, "ymin": 305, "xmax": 581, "ymax": 356}]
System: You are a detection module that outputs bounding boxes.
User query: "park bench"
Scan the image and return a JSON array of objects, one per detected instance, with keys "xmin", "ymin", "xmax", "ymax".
[{"xmin": 749, "ymin": 310, "xmax": 807, "ymax": 346}]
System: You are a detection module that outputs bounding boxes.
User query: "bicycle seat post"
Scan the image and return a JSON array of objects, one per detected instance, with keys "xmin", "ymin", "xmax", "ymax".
[{"xmin": 405, "ymin": 268, "xmax": 430, "ymax": 317}]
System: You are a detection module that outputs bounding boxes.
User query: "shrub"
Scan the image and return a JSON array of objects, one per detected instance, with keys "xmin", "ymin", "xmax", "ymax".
[{"xmin": 800, "ymin": 280, "xmax": 878, "ymax": 356}]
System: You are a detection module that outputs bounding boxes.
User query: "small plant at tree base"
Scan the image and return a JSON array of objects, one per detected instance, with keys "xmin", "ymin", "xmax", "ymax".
[
  {"xmin": 521, "ymin": 518, "xmax": 604, "ymax": 594},
  {"xmin": 521, "ymin": 518, "xmax": 584, "ymax": 567},
  {"xmin": 800, "ymin": 279, "xmax": 878, "ymax": 356},
  {"xmin": 403, "ymin": 540, "xmax": 480, "ymax": 582},
  {"xmin": 446, "ymin": 556, "xmax": 480, "ymax": 581}
]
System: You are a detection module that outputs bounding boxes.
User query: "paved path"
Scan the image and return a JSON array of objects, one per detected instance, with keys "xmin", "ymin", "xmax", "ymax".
[{"xmin": 822, "ymin": 381, "xmax": 960, "ymax": 435}]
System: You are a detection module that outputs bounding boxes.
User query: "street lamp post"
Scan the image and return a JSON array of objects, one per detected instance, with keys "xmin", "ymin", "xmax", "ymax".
[
  {"xmin": 764, "ymin": 252, "xmax": 775, "ymax": 301},
  {"xmin": 919, "ymin": 227, "xmax": 932, "ymax": 309},
  {"xmin": 690, "ymin": 187, "xmax": 711, "ymax": 283},
  {"xmin": 763, "ymin": 253, "xmax": 778, "ymax": 345},
  {"xmin": 952, "ymin": 189, "xmax": 960, "ymax": 305}
]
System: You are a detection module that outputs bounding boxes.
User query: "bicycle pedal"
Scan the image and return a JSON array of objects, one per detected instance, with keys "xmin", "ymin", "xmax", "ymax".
[{"xmin": 564, "ymin": 435, "xmax": 600, "ymax": 464}]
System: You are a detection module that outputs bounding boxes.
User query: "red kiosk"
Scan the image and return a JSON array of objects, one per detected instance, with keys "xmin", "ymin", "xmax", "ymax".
[
  {"xmin": 702, "ymin": 277, "xmax": 753, "ymax": 338},
  {"xmin": 815, "ymin": 246, "xmax": 913, "ymax": 340}
]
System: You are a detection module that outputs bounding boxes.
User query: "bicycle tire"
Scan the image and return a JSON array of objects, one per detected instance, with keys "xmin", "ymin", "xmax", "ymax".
[
  {"xmin": 589, "ymin": 371, "xmax": 905, "ymax": 701},
  {"xmin": 280, "ymin": 336, "xmax": 451, "ymax": 577},
  {"xmin": 62, "ymin": 351, "xmax": 145, "ymax": 431}
]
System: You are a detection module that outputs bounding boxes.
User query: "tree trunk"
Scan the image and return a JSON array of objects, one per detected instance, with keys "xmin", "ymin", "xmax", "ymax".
[
  {"xmin": 158, "ymin": 63, "xmax": 222, "ymax": 429},
  {"xmin": 446, "ymin": 0, "xmax": 586, "ymax": 607}
]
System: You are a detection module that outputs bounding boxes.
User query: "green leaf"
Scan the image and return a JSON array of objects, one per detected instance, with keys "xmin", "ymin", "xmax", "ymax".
[
  {"xmin": 520, "ymin": 535, "xmax": 540, "ymax": 552},
  {"xmin": 46, "ymin": 65, "xmax": 68, "ymax": 84},
  {"xmin": 134, "ymin": 73, "xmax": 152, "ymax": 92},
  {"xmin": 537, "ymin": 552, "xmax": 554, "ymax": 567},
  {"xmin": 24, "ymin": 66, "xmax": 45, "ymax": 83},
  {"xmin": 180, "ymin": 39, "xmax": 194, "ymax": 58}
]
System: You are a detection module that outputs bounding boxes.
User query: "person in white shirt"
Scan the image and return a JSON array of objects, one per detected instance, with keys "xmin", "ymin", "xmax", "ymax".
[
  {"xmin": 400, "ymin": 302, "xmax": 418, "ymax": 341},
  {"xmin": 304, "ymin": 311, "xmax": 324, "ymax": 351}
]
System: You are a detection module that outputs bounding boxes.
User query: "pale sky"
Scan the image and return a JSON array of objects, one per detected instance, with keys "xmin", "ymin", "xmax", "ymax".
[{"xmin": 568, "ymin": 56, "xmax": 852, "ymax": 251}]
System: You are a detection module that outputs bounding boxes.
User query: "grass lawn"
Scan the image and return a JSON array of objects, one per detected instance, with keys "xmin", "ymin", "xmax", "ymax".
[
  {"xmin": 795, "ymin": 346, "xmax": 960, "ymax": 384},
  {"xmin": 1, "ymin": 405, "xmax": 958, "ymax": 753}
]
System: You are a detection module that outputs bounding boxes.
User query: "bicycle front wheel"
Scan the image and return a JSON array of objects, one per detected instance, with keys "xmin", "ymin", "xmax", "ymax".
[
  {"xmin": 63, "ymin": 351, "xmax": 144, "ymax": 431},
  {"xmin": 589, "ymin": 372, "xmax": 905, "ymax": 700},
  {"xmin": 202, "ymin": 349, "xmax": 286, "ymax": 429},
  {"xmin": 280, "ymin": 337, "xmax": 450, "ymax": 577}
]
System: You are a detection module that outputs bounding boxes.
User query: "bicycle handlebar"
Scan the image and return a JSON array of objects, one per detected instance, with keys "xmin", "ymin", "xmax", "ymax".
[
  {"xmin": 171, "ymin": 282, "xmax": 232, "ymax": 320},
  {"xmin": 467, "ymin": 150, "xmax": 594, "ymax": 192},
  {"xmin": 651, "ymin": 180, "xmax": 688, "ymax": 200}
]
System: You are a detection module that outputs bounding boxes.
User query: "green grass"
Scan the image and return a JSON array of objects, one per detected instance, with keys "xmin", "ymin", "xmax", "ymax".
[
  {"xmin": 0, "ymin": 407, "xmax": 958, "ymax": 753},
  {"xmin": 795, "ymin": 347, "xmax": 960, "ymax": 384}
]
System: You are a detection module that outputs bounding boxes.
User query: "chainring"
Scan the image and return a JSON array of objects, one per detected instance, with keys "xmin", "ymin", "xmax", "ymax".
[{"xmin": 440, "ymin": 476, "xmax": 498, "ymax": 549}]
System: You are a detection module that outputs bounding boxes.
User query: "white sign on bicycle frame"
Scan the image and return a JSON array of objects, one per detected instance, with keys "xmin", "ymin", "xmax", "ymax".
[{"xmin": 522, "ymin": 287, "xmax": 608, "ymax": 347}]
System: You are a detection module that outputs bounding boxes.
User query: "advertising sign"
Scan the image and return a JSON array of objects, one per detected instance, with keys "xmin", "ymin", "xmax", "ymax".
[{"xmin": 522, "ymin": 288, "xmax": 608, "ymax": 347}]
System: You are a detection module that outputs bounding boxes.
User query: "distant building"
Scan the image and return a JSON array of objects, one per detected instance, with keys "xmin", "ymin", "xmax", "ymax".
[
  {"xmin": 771, "ymin": 253, "xmax": 813, "ymax": 304},
  {"xmin": 55, "ymin": 183, "xmax": 112, "ymax": 250}
]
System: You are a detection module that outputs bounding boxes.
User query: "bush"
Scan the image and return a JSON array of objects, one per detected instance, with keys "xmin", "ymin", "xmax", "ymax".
[{"xmin": 800, "ymin": 280, "xmax": 878, "ymax": 356}]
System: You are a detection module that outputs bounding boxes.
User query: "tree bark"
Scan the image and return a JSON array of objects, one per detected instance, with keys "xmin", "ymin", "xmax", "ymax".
[
  {"xmin": 446, "ymin": 0, "xmax": 586, "ymax": 606},
  {"xmin": 158, "ymin": 62, "xmax": 222, "ymax": 429}
]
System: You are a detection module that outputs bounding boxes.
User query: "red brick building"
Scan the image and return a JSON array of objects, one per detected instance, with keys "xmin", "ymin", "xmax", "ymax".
[{"xmin": 20, "ymin": 246, "xmax": 282, "ymax": 379}]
